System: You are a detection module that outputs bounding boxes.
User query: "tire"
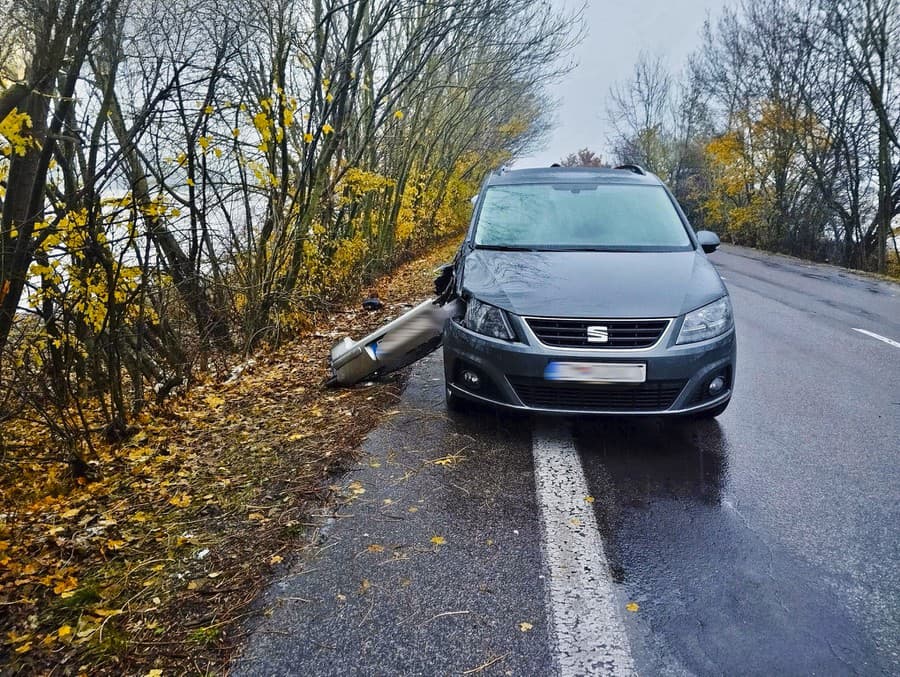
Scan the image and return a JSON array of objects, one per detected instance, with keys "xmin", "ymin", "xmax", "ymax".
[{"xmin": 689, "ymin": 398, "xmax": 730, "ymax": 420}]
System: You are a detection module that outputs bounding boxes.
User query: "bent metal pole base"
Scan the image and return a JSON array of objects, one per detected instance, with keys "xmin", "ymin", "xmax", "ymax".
[{"xmin": 327, "ymin": 298, "xmax": 457, "ymax": 387}]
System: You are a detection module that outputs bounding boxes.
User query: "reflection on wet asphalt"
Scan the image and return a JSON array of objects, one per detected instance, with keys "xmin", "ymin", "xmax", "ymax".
[
  {"xmin": 566, "ymin": 245, "xmax": 900, "ymax": 676},
  {"xmin": 574, "ymin": 418, "xmax": 885, "ymax": 675}
]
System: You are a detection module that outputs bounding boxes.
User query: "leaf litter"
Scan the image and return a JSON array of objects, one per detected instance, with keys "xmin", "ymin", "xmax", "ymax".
[{"xmin": 0, "ymin": 238, "xmax": 462, "ymax": 674}]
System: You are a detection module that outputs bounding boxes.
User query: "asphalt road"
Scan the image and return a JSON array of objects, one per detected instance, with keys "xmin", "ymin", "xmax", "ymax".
[{"xmin": 233, "ymin": 245, "xmax": 899, "ymax": 676}]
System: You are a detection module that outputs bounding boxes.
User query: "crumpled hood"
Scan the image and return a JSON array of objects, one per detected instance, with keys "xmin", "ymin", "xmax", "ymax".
[{"xmin": 461, "ymin": 249, "xmax": 726, "ymax": 318}]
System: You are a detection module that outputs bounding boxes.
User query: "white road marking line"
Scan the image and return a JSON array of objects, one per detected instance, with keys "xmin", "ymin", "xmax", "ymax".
[
  {"xmin": 532, "ymin": 421, "xmax": 636, "ymax": 677},
  {"xmin": 852, "ymin": 328, "xmax": 900, "ymax": 349}
]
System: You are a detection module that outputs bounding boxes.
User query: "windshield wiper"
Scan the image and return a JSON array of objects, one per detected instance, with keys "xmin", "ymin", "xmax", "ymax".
[{"xmin": 474, "ymin": 244, "xmax": 539, "ymax": 251}]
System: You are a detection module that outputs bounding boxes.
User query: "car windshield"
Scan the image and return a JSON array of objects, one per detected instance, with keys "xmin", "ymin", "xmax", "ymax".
[{"xmin": 473, "ymin": 183, "xmax": 693, "ymax": 251}]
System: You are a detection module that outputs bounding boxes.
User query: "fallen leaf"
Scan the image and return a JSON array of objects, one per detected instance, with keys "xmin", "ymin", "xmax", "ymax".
[
  {"xmin": 145, "ymin": 670, "xmax": 164, "ymax": 677},
  {"xmin": 626, "ymin": 602, "xmax": 639, "ymax": 613},
  {"xmin": 168, "ymin": 494, "xmax": 191, "ymax": 508},
  {"xmin": 367, "ymin": 544, "xmax": 384, "ymax": 553},
  {"xmin": 57, "ymin": 625, "xmax": 73, "ymax": 640},
  {"xmin": 519, "ymin": 621, "xmax": 533, "ymax": 632},
  {"xmin": 347, "ymin": 480, "xmax": 365, "ymax": 495},
  {"xmin": 53, "ymin": 575, "xmax": 78, "ymax": 596},
  {"xmin": 359, "ymin": 579, "xmax": 371, "ymax": 594},
  {"xmin": 269, "ymin": 554, "xmax": 283, "ymax": 565},
  {"xmin": 430, "ymin": 535, "xmax": 446, "ymax": 546},
  {"xmin": 429, "ymin": 454, "xmax": 463, "ymax": 467},
  {"xmin": 584, "ymin": 496, "xmax": 595, "ymax": 503},
  {"xmin": 14, "ymin": 642, "xmax": 32, "ymax": 654},
  {"xmin": 204, "ymin": 395, "xmax": 225, "ymax": 408}
]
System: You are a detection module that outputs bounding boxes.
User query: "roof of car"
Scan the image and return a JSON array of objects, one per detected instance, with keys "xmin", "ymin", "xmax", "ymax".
[{"xmin": 484, "ymin": 166, "xmax": 662, "ymax": 186}]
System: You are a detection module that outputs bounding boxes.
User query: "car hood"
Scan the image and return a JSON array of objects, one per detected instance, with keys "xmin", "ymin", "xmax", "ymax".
[{"xmin": 461, "ymin": 249, "xmax": 726, "ymax": 318}]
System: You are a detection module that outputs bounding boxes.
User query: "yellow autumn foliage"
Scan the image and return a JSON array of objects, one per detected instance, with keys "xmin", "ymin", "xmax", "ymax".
[{"xmin": 0, "ymin": 107, "xmax": 32, "ymax": 157}]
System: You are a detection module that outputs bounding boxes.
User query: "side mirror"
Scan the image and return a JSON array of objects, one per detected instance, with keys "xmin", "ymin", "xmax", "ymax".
[{"xmin": 696, "ymin": 230, "xmax": 720, "ymax": 254}]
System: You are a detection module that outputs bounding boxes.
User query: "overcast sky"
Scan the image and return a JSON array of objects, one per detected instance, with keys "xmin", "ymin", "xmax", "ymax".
[{"xmin": 515, "ymin": 0, "xmax": 734, "ymax": 168}]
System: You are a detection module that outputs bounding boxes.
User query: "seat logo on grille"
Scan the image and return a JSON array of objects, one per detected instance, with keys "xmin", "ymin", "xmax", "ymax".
[{"xmin": 586, "ymin": 325, "xmax": 609, "ymax": 343}]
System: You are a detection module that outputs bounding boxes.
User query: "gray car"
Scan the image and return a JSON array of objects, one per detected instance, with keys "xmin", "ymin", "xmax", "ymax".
[{"xmin": 442, "ymin": 165, "xmax": 736, "ymax": 417}]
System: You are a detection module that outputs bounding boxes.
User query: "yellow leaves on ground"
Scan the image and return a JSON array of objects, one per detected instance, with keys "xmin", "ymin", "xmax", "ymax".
[
  {"xmin": 0, "ymin": 239, "xmax": 467, "ymax": 673},
  {"xmin": 430, "ymin": 535, "xmax": 445, "ymax": 546},
  {"xmin": 52, "ymin": 575, "xmax": 79, "ymax": 597},
  {"xmin": 145, "ymin": 670, "xmax": 164, "ymax": 677},
  {"xmin": 168, "ymin": 494, "xmax": 192, "ymax": 508},
  {"xmin": 428, "ymin": 453, "xmax": 463, "ymax": 467},
  {"xmin": 626, "ymin": 602, "xmax": 639, "ymax": 613},
  {"xmin": 518, "ymin": 621, "xmax": 533, "ymax": 632},
  {"xmin": 583, "ymin": 496, "xmax": 595, "ymax": 503},
  {"xmin": 204, "ymin": 395, "xmax": 225, "ymax": 408}
]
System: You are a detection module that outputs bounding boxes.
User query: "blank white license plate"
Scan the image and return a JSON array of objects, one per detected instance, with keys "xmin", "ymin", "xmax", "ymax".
[{"xmin": 544, "ymin": 362, "xmax": 646, "ymax": 383}]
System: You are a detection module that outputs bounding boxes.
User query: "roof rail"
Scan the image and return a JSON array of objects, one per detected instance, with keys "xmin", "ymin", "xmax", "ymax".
[{"xmin": 614, "ymin": 163, "xmax": 646, "ymax": 176}]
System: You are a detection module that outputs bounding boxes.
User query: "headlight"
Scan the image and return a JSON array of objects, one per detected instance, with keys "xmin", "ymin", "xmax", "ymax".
[
  {"xmin": 464, "ymin": 298, "xmax": 514, "ymax": 340},
  {"xmin": 676, "ymin": 296, "xmax": 733, "ymax": 344}
]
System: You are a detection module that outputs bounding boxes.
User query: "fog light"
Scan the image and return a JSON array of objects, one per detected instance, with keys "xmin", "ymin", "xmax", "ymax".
[
  {"xmin": 708, "ymin": 375, "xmax": 726, "ymax": 395},
  {"xmin": 462, "ymin": 370, "xmax": 481, "ymax": 389}
]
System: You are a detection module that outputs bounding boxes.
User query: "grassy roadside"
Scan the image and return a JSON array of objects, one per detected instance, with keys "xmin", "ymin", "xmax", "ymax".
[{"xmin": 1, "ymin": 237, "xmax": 462, "ymax": 676}]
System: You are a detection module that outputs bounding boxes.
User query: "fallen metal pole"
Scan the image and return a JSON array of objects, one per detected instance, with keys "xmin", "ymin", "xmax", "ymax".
[{"xmin": 326, "ymin": 299, "xmax": 461, "ymax": 387}]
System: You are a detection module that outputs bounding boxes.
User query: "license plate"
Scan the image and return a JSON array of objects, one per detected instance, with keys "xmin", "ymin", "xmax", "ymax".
[{"xmin": 544, "ymin": 362, "xmax": 646, "ymax": 383}]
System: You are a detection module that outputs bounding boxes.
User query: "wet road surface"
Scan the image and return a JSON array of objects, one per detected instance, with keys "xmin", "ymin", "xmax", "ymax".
[{"xmin": 234, "ymin": 245, "xmax": 899, "ymax": 675}]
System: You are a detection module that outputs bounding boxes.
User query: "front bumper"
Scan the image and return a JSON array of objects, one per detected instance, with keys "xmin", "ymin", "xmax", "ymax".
[{"xmin": 443, "ymin": 315, "xmax": 736, "ymax": 415}]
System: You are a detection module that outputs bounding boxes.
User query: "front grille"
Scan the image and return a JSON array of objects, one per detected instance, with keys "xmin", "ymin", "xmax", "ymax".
[
  {"xmin": 525, "ymin": 318, "xmax": 670, "ymax": 349},
  {"xmin": 509, "ymin": 378, "xmax": 685, "ymax": 412}
]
